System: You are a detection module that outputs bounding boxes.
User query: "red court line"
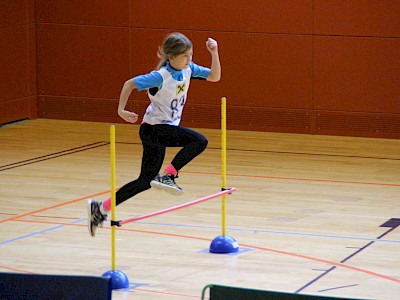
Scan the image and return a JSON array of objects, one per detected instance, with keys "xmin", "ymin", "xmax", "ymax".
[
  {"xmin": 0, "ymin": 190, "xmax": 110, "ymax": 224},
  {"xmin": 183, "ymin": 171, "xmax": 400, "ymax": 187},
  {"xmin": 9, "ymin": 219, "xmax": 400, "ymax": 285},
  {"xmin": 1, "ymin": 170, "xmax": 398, "ymax": 284},
  {"xmin": 0, "ymin": 265, "xmax": 35, "ymax": 274},
  {"xmin": 1, "ymin": 169, "xmax": 398, "ymax": 225},
  {"xmin": 0, "ymin": 212, "xmax": 78, "ymax": 220},
  {"xmin": 241, "ymin": 244, "xmax": 400, "ymax": 284},
  {"xmin": 134, "ymin": 288, "xmax": 201, "ymax": 298}
]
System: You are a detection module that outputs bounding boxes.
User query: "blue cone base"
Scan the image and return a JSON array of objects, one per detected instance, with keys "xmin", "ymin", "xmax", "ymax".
[
  {"xmin": 102, "ymin": 270, "xmax": 130, "ymax": 290},
  {"xmin": 210, "ymin": 235, "xmax": 239, "ymax": 253}
]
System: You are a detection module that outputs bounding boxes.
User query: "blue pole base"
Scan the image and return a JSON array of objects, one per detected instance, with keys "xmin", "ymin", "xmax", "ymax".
[
  {"xmin": 209, "ymin": 235, "xmax": 239, "ymax": 253},
  {"xmin": 102, "ymin": 270, "xmax": 130, "ymax": 290}
]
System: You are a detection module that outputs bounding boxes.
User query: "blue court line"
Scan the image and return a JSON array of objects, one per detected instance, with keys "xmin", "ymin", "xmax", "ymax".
[
  {"xmin": 0, "ymin": 218, "xmax": 86, "ymax": 246},
  {"xmin": 0, "ymin": 225, "xmax": 64, "ymax": 246},
  {"xmin": 2, "ymin": 218, "xmax": 399, "ymax": 248},
  {"xmin": 134, "ymin": 221, "xmax": 400, "ymax": 243}
]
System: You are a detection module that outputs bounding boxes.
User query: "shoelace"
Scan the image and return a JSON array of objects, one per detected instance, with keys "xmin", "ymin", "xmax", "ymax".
[
  {"xmin": 161, "ymin": 175, "xmax": 175, "ymax": 185},
  {"xmin": 92, "ymin": 206, "xmax": 107, "ymax": 226}
]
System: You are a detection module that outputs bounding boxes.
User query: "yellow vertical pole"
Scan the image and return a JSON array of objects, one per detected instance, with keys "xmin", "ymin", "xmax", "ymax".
[
  {"xmin": 110, "ymin": 125, "xmax": 117, "ymax": 271},
  {"xmin": 221, "ymin": 97, "xmax": 227, "ymax": 236}
]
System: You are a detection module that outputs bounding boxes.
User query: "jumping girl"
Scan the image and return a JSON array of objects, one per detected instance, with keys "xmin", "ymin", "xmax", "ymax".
[{"xmin": 88, "ymin": 32, "xmax": 221, "ymax": 237}]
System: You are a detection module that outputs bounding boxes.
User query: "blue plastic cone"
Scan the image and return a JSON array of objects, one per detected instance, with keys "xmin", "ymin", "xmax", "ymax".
[
  {"xmin": 102, "ymin": 270, "xmax": 130, "ymax": 290},
  {"xmin": 210, "ymin": 235, "xmax": 239, "ymax": 253}
]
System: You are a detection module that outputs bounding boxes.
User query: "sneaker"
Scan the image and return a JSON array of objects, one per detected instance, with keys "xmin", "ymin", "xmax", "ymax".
[
  {"xmin": 150, "ymin": 174, "xmax": 184, "ymax": 195},
  {"xmin": 87, "ymin": 199, "xmax": 107, "ymax": 237}
]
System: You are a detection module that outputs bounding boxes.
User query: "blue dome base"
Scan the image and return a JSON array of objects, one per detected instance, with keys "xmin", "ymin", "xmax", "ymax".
[
  {"xmin": 102, "ymin": 270, "xmax": 130, "ymax": 290},
  {"xmin": 209, "ymin": 235, "xmax": 239, "ymax": 253}
]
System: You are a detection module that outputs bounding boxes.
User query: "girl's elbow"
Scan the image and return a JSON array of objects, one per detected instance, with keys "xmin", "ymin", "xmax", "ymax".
[{"xmin": 208, "ymin": 74, "xmax": 221, "ymax": 82}]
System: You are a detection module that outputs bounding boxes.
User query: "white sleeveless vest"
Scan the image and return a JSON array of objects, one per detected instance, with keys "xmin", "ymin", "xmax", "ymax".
[{"xmin": 143, "ymin": 67, "xmax": 192, "ymax": 126}]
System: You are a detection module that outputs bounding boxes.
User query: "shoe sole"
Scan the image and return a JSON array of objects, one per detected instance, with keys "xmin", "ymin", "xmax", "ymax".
[
  {"xmin": 150, "ymin": 181, "xmax": 184, "ymax": 196},
  {"xmin": 87, "ymin": 199, "xmax": 95, "ymax": 237}
]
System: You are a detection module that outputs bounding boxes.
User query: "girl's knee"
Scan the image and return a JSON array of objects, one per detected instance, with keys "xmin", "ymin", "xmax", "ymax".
[{"xmin": 199, "ymin": 135, "xmax": 208, "ymax": 150}]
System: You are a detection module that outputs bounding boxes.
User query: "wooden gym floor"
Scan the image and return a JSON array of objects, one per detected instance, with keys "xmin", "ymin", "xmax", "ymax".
[{"xmin": 0, "ymin": 119, "xmax": 399, "ymax": 299}]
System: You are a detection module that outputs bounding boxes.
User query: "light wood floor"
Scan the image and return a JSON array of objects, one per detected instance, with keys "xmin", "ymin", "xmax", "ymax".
[{"xmin": 1, "ymin": 119, "xmax": 399, "ymax": 300}]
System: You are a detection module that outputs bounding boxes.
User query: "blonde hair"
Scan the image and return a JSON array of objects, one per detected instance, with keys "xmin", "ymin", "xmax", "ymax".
[{"xmin": 156, "ymin": 32, "xmax": 192, "ymax": 69}]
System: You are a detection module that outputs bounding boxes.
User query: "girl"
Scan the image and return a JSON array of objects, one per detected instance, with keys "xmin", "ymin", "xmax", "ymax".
[{"xmin": 88, "ymin": 32, "xmax": 221, "ymax": 237}]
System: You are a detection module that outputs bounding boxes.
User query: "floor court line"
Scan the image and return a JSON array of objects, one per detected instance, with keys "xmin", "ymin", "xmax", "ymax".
[
  {"xmin": 295, "ymin": 226, "xmax": 398, "ymax": 293},
  {"xmin": 6, "ymin": 217, "xmax": 400, "ymax": 244},
  {"xmin": 133, "ymin": 221, "xmax": 400, "ymax": 243},
  {"xmin": 0, "ymin": 190, "xmax": 110, "ymax": 224},
  {"xmin": 3, "ymin": 218, "xmax": 400, "ymax": 285},
  {"xmin": 116, "ymin": 141, "xmax": 400, "ymax": 161},
  {"xmin": 2, "ymin": 211, "xmax": 399, "ymax": 244},
  {"xmin": 133, "ymin": 288, "xmax": 201, "ymax": 299},
  {"xmin": 0, "ymin": 224, "xmax": 64, "ymax": 246},
  {"xmin": 1, "ymin": 174, "xmax": 398, "ymax": 287},
  {"xmin": 318, "ymin": 284, "xmax": 359, "ymax": 293},
  {"xmin": 0, "ymin": 212, "xmax": 79, "ymax": 220},
  {"xmin": 183, "ymin": 170, "xmax": 400, "ymax": 187},
  {"xmin": 3, "ymin": 169, "xmax": 396, "ymax": 224},
  {"xmin": 0, "ymin": 265, "xmax": 35, "ymax": 274},
  {"xmin": 0, "ymin": 218, "xmax": 85, "ymax": 246},
  {"xmin": 0, "ymin": 142, "xmax": 109, "ymax": 171}
]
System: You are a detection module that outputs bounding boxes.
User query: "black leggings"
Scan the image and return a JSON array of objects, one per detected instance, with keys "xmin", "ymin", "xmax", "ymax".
[{"xmin": 116, "ymin": 123, "xmax": 208, "ymax": 205}]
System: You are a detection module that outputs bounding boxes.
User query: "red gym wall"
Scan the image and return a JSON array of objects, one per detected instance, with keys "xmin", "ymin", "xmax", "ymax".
[
  {"xmin": 1, "ymin": 1, "xmax": 399, "ymax": 138},
  {"xmin": 0, "ymin": 0, "xmax": 37, "ymax": 124}
]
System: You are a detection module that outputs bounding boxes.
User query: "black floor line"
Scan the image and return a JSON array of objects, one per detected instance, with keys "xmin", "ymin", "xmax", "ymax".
[{"xmin": 0, "ymin": 141, "xmax": 109, "ymax": 172}]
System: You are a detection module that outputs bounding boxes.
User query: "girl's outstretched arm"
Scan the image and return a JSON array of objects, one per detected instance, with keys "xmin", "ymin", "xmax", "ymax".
[{"xmin": 118, "ymin": 79, "xmax": 139, "ymax": 123}]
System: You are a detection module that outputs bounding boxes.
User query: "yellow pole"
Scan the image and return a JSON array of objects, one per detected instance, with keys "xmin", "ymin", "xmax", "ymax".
[
  {"xmin": 221, "ymin": 97, "xmax": 227, "ymax": 235},
  {"xmin": 110, "ymin": 125, "xmax": 117, "ymax": 271}
]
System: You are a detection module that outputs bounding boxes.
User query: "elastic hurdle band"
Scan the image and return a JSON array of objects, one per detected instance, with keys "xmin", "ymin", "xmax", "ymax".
[{"xmin": 111, "ymin": 187, "xmax": 236, "ymax": 227}]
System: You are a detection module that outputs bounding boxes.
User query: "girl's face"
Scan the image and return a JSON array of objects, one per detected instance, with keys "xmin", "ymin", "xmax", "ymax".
[{"xmin": 169, "ymin": 48, "xmax": 193, "ymax": 70}]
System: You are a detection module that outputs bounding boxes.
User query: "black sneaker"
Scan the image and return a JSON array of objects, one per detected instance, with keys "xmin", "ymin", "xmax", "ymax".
[
  {"xmin": 87, "ymin": 199, "xmax": 107, "ymax": 237},
  {"xmin": 150, "ymin": 174, "xmax": 184, "ymax": 195}
]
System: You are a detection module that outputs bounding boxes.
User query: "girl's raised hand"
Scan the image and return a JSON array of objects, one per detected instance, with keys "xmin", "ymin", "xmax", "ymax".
[{"xmin": 206, "ymin": 38, "xmax": 218, "ymax": 54}]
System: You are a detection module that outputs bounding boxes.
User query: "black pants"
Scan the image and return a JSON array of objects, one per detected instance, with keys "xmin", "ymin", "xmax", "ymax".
[{"xmin": 116, "ymin": 123, "xmax": 208, "ymax": 205}]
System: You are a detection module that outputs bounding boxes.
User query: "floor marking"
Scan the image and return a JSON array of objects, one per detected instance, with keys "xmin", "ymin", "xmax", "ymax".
[
  {"xmin": 1, "ymin": 184, "xmax": 399, "ymax": 291},
  {"xmin": 3, "ymin": 215, "xmax": 399, "ymax": 244},
  {"xmin": 0, "ymin": 142, "xmax": 109, "ymax": 171},
  {"xmin": 2, "ymin": 212, "xmax": 399, "ymax": 243},
  {"xmin": 0, "ymin": 191, "xmax": 110, "ymax": 224},
  {"xmin": 133, "ymin": 221, "xmax": 400, "ymax": 243},
  {"xmin": 117, "ymin": 141, "xmax": 400, "ymax": 161},
  {"xmin": 4, "ymin": 218, "xmax": 400, "ymax": 285},
  {"xmin": 0, "ymin": 218, "xmax": 85, "ymax": 246},
  {"xmin": 111, "ymin": 282, "xmax": 148, "ymax": 293},
  {"xmin": 295, "ymin": 218, "xmax": 400, "ymax": 293},
  {"xmin": 318, "ymin": 284, "xmax": 359, "ymax": 293},
  {"xmin": 133, "ymin": 288, "xmax": 201, "ymax": 298},
  {"xmin": 0, "ymin": 225, "xmax": 65, "ymax": 246},
  {"xmin": 183, "ymin": 170, "xmax": 400, "ymax": 187},
  {"xmin": 0, "ymin": 265, "xmax": 35, "ymax": 274}
]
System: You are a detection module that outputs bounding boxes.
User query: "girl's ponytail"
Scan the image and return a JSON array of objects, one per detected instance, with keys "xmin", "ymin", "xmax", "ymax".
[{"xmin": 156, "ymin": 46, "xmax": 168, "ymax": 70}]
